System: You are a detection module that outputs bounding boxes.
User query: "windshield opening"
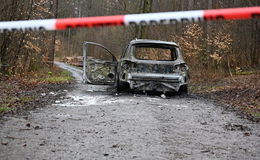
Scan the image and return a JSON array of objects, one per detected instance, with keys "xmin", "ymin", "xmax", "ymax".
[{"xmin": 133, "ymin": 43, "xmax": 178, "ymax": 61}]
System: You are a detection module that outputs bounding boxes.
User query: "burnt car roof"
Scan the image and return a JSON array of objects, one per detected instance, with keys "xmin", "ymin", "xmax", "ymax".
[{"xmin": 130, "ymin": 39, "xmax": 179, "ymax": 47}]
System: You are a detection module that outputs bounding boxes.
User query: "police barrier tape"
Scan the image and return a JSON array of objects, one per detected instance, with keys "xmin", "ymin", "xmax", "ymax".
[{"xmin": 0, "ymin": 7, "xmax": 259, "ymax": 32}]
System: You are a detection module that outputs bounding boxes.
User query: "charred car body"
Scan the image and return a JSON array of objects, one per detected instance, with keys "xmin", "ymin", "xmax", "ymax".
[{"xmin": 83, "ymin": 39, "xmax": 189, "ymax": 94}]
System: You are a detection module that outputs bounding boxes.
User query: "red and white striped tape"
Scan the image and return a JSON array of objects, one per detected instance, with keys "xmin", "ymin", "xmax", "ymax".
[{"xmin": 0, "ymin": 7, "xmax": 259, "ymax": 32}]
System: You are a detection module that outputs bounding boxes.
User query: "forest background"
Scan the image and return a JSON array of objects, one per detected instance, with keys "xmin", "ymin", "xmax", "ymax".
[{"xmin": 0, "ymin": 0, "xmax": 259, "ymax": 81}]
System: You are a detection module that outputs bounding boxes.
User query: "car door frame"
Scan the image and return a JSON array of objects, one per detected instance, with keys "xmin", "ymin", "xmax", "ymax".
[{"xmin": 82, "ymin": 41, "xmax": 118, "ymax": 85}]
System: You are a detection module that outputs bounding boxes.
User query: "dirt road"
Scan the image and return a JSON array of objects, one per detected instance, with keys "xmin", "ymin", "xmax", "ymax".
[{"xmin": 1, "ymin": 62, "xmax": 259, "ymax": 160}]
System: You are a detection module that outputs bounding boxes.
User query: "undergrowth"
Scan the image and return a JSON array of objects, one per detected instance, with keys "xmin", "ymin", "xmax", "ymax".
[{"xmin": 190, "ymin": 72, "xmax": 260, "ymax": 121}]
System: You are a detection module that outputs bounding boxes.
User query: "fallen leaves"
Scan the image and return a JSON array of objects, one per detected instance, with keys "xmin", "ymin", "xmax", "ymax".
[
  {"xmin": 191, "ymin": 73, "xmax": 260, "ymax": 122},
  {"xmin": 0, "ymin": 66, "xmax": 73, "ymax": 116}
]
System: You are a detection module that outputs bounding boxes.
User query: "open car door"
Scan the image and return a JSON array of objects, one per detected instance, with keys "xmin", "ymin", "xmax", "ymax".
[{"xmin": 83, "ymin": 42, "xmax": 117, "ymax": 85}]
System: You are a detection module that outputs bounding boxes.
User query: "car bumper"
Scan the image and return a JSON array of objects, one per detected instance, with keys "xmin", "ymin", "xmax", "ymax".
[{"xmin": 127, "ymin": 72, "xmax": 187, "ymax": 92}]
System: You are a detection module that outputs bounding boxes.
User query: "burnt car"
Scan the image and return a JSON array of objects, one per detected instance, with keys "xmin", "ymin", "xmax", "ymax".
[{"xmin": 83, "ymin": 39, "xmax": 189, "ymax": 94}]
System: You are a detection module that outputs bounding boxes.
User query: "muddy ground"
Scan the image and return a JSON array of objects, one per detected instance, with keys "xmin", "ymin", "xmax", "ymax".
[{"xmin": 0, "ymin": 62, "xmax": 259, "ymax": 160}]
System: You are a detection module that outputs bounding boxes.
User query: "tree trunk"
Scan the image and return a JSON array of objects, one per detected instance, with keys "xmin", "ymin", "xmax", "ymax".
[
  {"xmin": 135, "ymin": 0, "xmax": 153, "ymax": 39},
  {"xmin": 48, "ymin": 0, "xmax": 59, "ymax": 67}
]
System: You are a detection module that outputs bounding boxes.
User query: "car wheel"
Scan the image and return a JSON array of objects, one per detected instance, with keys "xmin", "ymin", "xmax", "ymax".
[
  {"xmin": 178, "ymin": 85, "xmax": 188, "ymax": 95},
  {"xmin": 116, "ymin": 77, "xmax": 129, "ymax": 92}
]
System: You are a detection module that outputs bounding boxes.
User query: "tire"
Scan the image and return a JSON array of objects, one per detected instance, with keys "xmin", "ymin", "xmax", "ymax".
[
  {"xmin": 116, "ymin": 76, "xmax": 122, "ymax": 92},
  {"xmin": 178, "ymin": 85, "xmax": 188, "ymax": 95},
  {"xmin": 116, "ymin": 76, "xmax": 129, "ymax": 92}
]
